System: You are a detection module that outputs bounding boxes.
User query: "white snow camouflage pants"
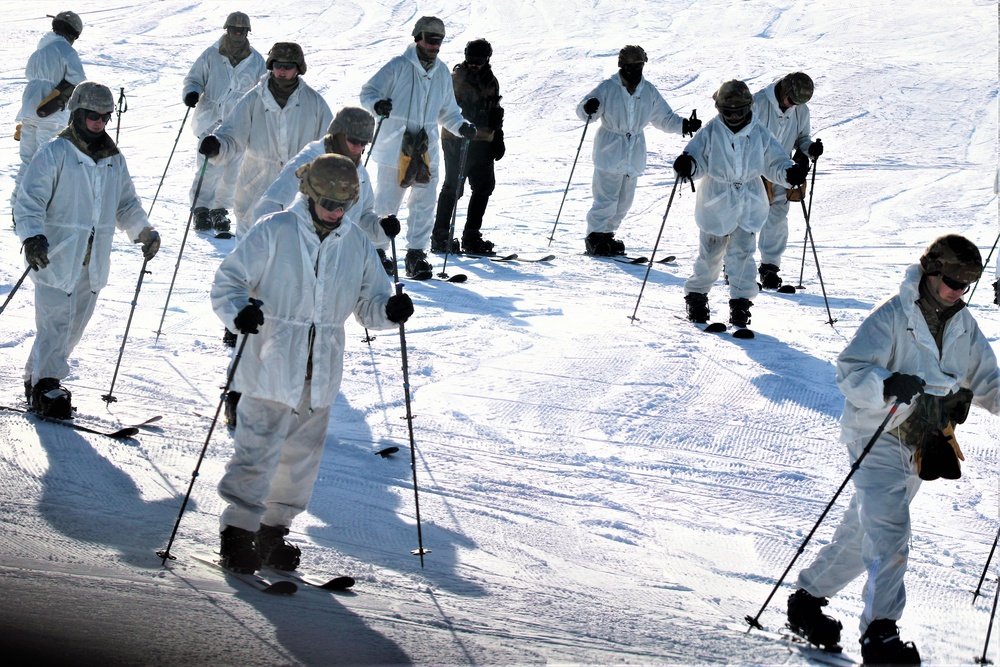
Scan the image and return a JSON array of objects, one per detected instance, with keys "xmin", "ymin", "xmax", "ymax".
[
  {"xmin": 795, "ymin": 430, "xmax": 922, "ymax": 635},
  {"xmin": 757, "ymin": 185, "xmax": 793, "ymax": 267},
  {"xmin": 586, "ymin": 169, "xmax": 637, "ymax": 236},
  {"xmin": 373, "ymin": 162, "xmax": 439, "ymax": 252},
  {"xmin": 24, "ymin": 268, "xmax": 99, "ymax": 384},
  {"xmin": 218, "ymin": 385, "xmax": 332, "ymax": 532},
  {"xmin": 11, "ymin": 116, "xmax": 64, "ymax": 207},
  {"xmin": 684, "ymin": 227, "xmax": 760, "ymax": 300},
  {"xmin": 189, "ymin": 147, "xmax": 241, "ymax": 213}
]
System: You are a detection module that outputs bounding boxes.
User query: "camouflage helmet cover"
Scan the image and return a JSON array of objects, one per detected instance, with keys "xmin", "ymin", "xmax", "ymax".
[
  {"xmin": 713, "ymin": 79, "xmax": 753, "ymax": 110},
  {"xmin": 68, "ymin": 81, "xmax": 114, "ymax": 114},
  {"xmin": 327, "ymin": 106, "xmax": 375, "ymax": 143},
  {"xmin": 919, "ymin": 234, "xmax": 983, "ymax": 283},
  {"xmin": 618, "ymin": 45, "xmax": 648, "ymax": 67},
  {"xmin": 781, "ymin": 72, "xmax": 814, "ymax": 105},
  {"xmin": 412, "ymin": 16, "xmax": 445, "ymax": 38},
  {"xmin": 297, "ymin": 154, "xmax": 360, "ymax": 206},
  {"xmin": 267, "ymin": 42, "xmax": 306, "ymax": 74},
  {"xmin": 224, "ymin": 12, "xmax": 251, "ymax": 30},
  {"xmin": 49, "ymin": 11, "xmax": 83, "ymax": 38}
]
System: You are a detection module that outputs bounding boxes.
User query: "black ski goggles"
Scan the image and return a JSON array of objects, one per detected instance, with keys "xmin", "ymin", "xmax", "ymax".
[
  {"xmin": 316, "ymin": 197, "xmax": 353, "ymax": 214},
  {"xmin": 940, "ymin": 274, "xmax": 971, "ymax": 293},
  {"xmin": 718, "ymin": 105, "xmax": 751, "ymax": 123}
]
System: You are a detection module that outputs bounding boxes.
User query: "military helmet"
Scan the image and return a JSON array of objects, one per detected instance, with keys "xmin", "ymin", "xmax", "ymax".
[
  {"xmin": 781, "ymin": 72, "xmax": 814, "ymax": 106},
  {"xmin": 919, "ymin": 234, "xmax": 983, "ymax": 283},
  {"xmin": 713, "ymin": 80, "xmax": 753, "ymax": 110},
  {"xmin": 297, "ymin": 154, "xmax": 360, "ymax": 207},
  {"xmin": 224, "ymin": 12, "xmax": 251, "ymax": 31},
  {"xmin": 267, "ymin": 42, "xmax": 306, "ymax": 74},
  {"xmin": 49, "ymin": 11, "xmax": 83, "ymax": 39},
  {"xmin": 327, "ymin": 107, "xmax": 375, "ymax": 143},
  {"xmin": 68, "ymin": 81, "xmax": 114, "ymax": 114},
  {"xmin": 618, "ymin": 45, "xmax": 648, "ymax": 68},
  {"xmin": 412, "ymin": 16, "xmax": 445, "ymax": 39}
]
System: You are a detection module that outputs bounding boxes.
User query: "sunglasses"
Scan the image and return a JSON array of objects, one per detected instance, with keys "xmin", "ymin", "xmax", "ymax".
[
  {"xmin": 345, "ymin": 137, "xmax": 369, "ymax": 148},
  {"xmin": 84, "ymin": 111, "xmax": 112, "ymax": 123},
  {"xmin": 940, "ymin": 274, "xmax": 971, "ymax": 293},
  {"xmin": 226, "ymin": 27, "xmax": 247, "ymax": 35},
  {"xmin": 317, "ymin": 197, "xmax": 352, "ymax": 214},
  {"xmin": 272, "ymin": 61, "xmax": 298, "ymax": 71},
  {"xmin": 422, "ymin": 35, "xmax": 443, "ymax": 46}
]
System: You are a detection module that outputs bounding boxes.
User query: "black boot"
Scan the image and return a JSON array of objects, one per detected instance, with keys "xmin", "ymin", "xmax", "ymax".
[
  {"xmin": 758, "ymin": 263, "xmax": 782, "ymax": 290},
  {"xmin": 405, "ymin": 249, "xmax": 433, "ymax": 279},
  {"xmin": 786, "ymin": 589, "xmax": 843, "ymax": 650},
  {"xmin": 224, "ymin": 391, "xmax": 241, "ymax": 429},
  {"xmin": 860, "ymin": 619, "xmax": 920, "ymax": 665},
  {"xmin": 223, "ymin": 327, "xmax": 237, "ymax": 348},
  {"xmin": 462, "ymin": 234, "xmax": 495, "ymax": 255},
  {"xmin": 377, "ymin": 249, "xmax": 395, "ymax": 276},
  {"xmin": 608, "ymin": 233, "xmax": 626, "ymax": 255},
  {"xmin": 24, "ymin": 379, "xmax": 32, "ymax": 403},
  {"xmin": 729, "ymin": 298, "xmax": 753, "ymax": 328},
  {"xmin": 219, "ymin": 525, "xmax": 262, "ymax": 574},
  {"xmin": 31, "ymin": 377, "xmax": 72, "ymax": 419},
  {"xmin": 256, "ymin": 524, "xmax": 301, "ymax": 571},
  {"xmin": 585, "ymin": 232, "xmax": 614, "ymax": 257},
  {"xmin": 684, "ymin": 292, "xmax": 710, "ymax": 324},
  {"xmin": 210, "ymin": 209, "xmax": 231, "ymax": 233},
  {"xmin": 430, "ymin": 236, "xmax": 460, "ymax": 254},
  {"xmin": 194, "ymin": 206, "xmax": 212, "ymax": 231}
]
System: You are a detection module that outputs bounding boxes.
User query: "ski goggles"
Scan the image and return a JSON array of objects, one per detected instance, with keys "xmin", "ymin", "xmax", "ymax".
[
  {"xmin": 940, "ymin": 274, "xmax": 971, "ymax": 293},
  {"xmin": 422, "ymin": 34, "xmax": 444, "ymax": 46},
  {"xmin": 272, "ymin": 61, "xmax": 298, "ymax": 71},
  {"xmin": 84, "ymin": 111, "xmax": 113, "ymax": 123},
  {"xmin": 718, "ymin": 105, "xmax": 751, "ymax": 123},
  {"xmin": 316, "ymin": 197, "xmax": 353, "ymax": 214},
  {"xmin": 226, "ymin": 26, "xmax": 248, "ymax": 36}
]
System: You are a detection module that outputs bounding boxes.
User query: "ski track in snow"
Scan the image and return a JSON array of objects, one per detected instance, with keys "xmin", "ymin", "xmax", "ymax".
[{"xmin": 0, "ymin": 0, "xmax": 997, "ymax": 664}]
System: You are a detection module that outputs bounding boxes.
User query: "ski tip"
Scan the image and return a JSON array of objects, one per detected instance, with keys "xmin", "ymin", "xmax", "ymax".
[
  {"xmin": 777, "ymin": 285, "xmax": 796, "ymax": 294},
  {"xmin": 704, "ymin": 322, "xmax": 728, "ymax": 333},
  {"xmin": 262, "ymin": 580, "xmax": 298, "ymax": 595},
  {"xmin": 656, "ymin": 255, "xmax": 677, "ymax": 263},
  {"xmin": 447, "ymin": 274, "xmax": 468, "ymax": 283},
  {"xmin": 320, "ymin": 575, "xmax": 356, "ymax": 590},
  {"xmin": 537, "ymin": 254, "xmax": 556, "ymax": 262},
  {"xmin": 375, "ymin": 446, "xmax": 399, "ymax": 458},
  {"xmin": 214, "ymin": 232, "xmax": 235, "ymax": 240},
  {"xmin": 110, "ymin": 427, "xmax": 141, "ymax": 439},
  {"xmin": 732, "ymin": 328, "xmax": 755, "ymax": 339}
]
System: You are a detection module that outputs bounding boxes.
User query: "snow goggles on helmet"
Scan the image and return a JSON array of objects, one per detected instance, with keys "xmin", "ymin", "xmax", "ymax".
[
  {"xmin": 422, "ymin": 34, "xmax": 443, "ymax": 46},
  {"xmin": 272, "ymin": 61, "xmax": 298, "ymax": 71},
  {"xmin": 316, "ymin": 197, "xmax": 352, "ymax": 214},
  {"xmin": 84, "ymin": 111, "xmax": 112, "ymax": 123},
  {"xmin": 940, "ymin": 274, "xmax": 971, "ymax": 293},
  {"xmin": 718, "ymin": 105, "xmax": 750, "ymax": 122}
]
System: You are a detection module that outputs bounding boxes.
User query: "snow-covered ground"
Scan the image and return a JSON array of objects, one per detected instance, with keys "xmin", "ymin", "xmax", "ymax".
[{"xmin": 0, "ymin": 0, "xmax": 997, "ymax": 664}]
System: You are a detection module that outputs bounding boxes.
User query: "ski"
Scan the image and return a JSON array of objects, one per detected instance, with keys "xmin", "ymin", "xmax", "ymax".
[
  {"xmin": 1, "ymin": 405, "xmax": 141, "ymax": 439},
  {"xmin": 613, "ymin": 256, "xmax": 649, "ymax": 265},
  {"xmin": 519, "ymin": 254, "xmax": 556, "ymax": 262},
  {"xmin": 191, "ymin": 551, "xmax": 297, "ymax": 595},
  {"xmin": 265, "ymin": 567, "xmax": 355, "ymax": 592},
  {"xmin": 655, "ymin": 255, "xmax": 677, "ymax": 264},
  {"xmin": 738, "ymin": 621, "xmax": 858, "ymax": 667},
  {"xmin": 673, "ymin": 315, "xmax": 727, "ymax": 333},
  {"xmin": 214, "ymin": 231, "xmax": 234, "ymax": 240},
  {"xmin": 431, "ymin": 272, "xmax": 469, "ymax": 283},
  {"xmin": 459, "ymin": 252, "xmax": 518, "ymax": 262}
]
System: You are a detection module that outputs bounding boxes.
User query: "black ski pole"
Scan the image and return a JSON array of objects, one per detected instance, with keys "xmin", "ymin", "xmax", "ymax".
[
  {"xmin": 114, "ymin": 87, "xmax": 128, "ymax": 145},
  {"xmin": 390, "ymin": 237, "xmax": 429, "ymax": 566},
  {"xmin": 548, "ymin": 114, "xmax": 592, "ymax": 247},
  {"xmin": 975, "ymin": 576, "xmax": 999, "ymax": 665},
  {"xmin": 102, "ymin": 257, "xmax": 152, "ymax": 403},
  {"xmin": 438, "ymin": 138, "xmax": 471, "ymax": 280},
  {"xmin": 147, "ymin": 107, "xmax": 190, "ymax": 219},
  {"xmin": 794, "ymin": 157, "xmax": 819, "ymax": 291},
  {"xmin": 629, "ymin": 176, "xmax": 680, "ymax": 323},
  {"xmin": 745, "ymin": 400, "xmax": 903, "ymax": 633},
  {"xmin": 364, "ymin": 109, "xmax": 388, "ymax": 169},
  {"xmin": 967, "ymin": 231, "xmax": 999, "ymax": 306},
  {"xmin": 155, "ymin": 158, "xmax": 209, "ymax": 342},
  {"xmin": 974, "ymin": 524, "xmax": 1000, "ymax": 604},
  {"xmin": 157, "ymin": 311, "xmax": 255, "ymax": 565},
  {"xmin": 797, "ymin": 158, "xmax": 837, "ymax": 325},
  {"xmin": 0, "ymin": 266, "xmax": 32, "ymax": 316}
]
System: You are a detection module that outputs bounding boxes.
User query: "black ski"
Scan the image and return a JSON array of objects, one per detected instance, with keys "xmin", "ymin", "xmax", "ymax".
[
  {"xmin": 459, "ymin": 252, "xmax": 518, "ymax": 262},
  {"xmin": 519, "ymin": 254, "xmax": 556, "ymax": 262},
  {"xmin": 265, "ymin": 567, "xmax": 355, "ymax": 591},
  {"xmin": 613, "ymin": 256, "xmax": 649, "ymax": 265},
  {"xmin": 655, "ymin": 255, "xmax": 677, "ymax": 264},
  {"xmin": 673, "ymin": 315, "xmax": 727, "ymax": 333},
  {"xmin": 191, "ymin": 551, "xmax": 297, "ymax": 595},
  {"xmin": 1, "ymin": 405, "xmax": 142, "ymax": 439},
  {"xmin": 214, "ymin": 231, "xmax": 234, "ymax": 240},
  {"xmin": 431, "ymin": 272, "xmax": 469, "ymax": 283}
]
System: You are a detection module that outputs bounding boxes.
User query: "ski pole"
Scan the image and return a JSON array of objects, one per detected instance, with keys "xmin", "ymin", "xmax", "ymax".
[
  {"xmin": 146, "ymin": 107, "xmax": 190, "ymax": 219},
  {"xmin": 973, "ymin": 524, "xmax": 1000, "ymax": 604},
  {"xmin": 155, "ymin": 158, "xmax": 208, "ymax": 342},
  {"xmin": 548, "ymin": 114, "xmax": 592, "ymax": 247},
  {"xmin": 629, "ymin": 176, "xmax": 680, "ymax": 323},
  {"xmin": 0, "ymin": 266, "xmax": 32, "ymax": 316},
  {"xmin": 157, "ymin": 310, "xmax": 255, "ymax": 565},
  {"xmin": 114, "ymin": 87, "xmax": 128, "ymax": 145},
  {"xmin": 966, "ymin": 231, "xmax": 999, "ymax": 306},
  {"xmin": 794, "ymin": 158, "xmax": 819, "ymax": 291},
  {"xmin": 390, "ymin": 237, "xmax": 429, "ymax": 566},
  {"xmin": 102, "ymin": 257, "xmax": 152, "ymax": 404},
  {"xmin": 745, "ymin": 400, "xmax": 903, "ymax": 633},
  {"xmin": 797, "ymin": 158, "xmax": 837, "ymax": 326},
  {"xmin": 363, "ymin": 110, "xmax": 387, "ymax": 169},
  {"xmin": 438, "ymin": 138, "xmax": 471, "ymax": 280},
  {"xmin": 975, "ymin": 576, "xmax": 999, "ymax": 665}
]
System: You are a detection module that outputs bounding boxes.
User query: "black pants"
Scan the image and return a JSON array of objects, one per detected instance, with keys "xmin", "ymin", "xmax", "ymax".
[{"xmin": 433, "ymin": 138, "xmax": 496, "ymax": 242}]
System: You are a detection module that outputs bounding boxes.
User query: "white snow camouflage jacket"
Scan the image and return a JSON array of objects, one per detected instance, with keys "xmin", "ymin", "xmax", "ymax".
[
  {"xmin": 752, "ymin": 81, "xmax": 815, "ymax": 157},
  {"xmin": 17, "ymin": 33, "xmax": 86, "ymax": 124},
  {"xmin": 211, "ymin": 197, "xmax": 394, "ymax": 410},
  {"xmin": 836, "ymin": 263, "xmax": 1000, "ymax": 446},
  {"xmin": 575, "ymin": 73, "xmax": 684, "ymax": 176},
  {"xmin": 182, "ymin": 38, "xmax": 266, "ymax": 138},
  {"xmin": 681, "ymin": 115, "xmax": 795, "ymax": 236},
  {"xmin": 359, "ymin": 44, "xmax": 467, "ymax": 170},
  {"xmin": 14, "ymin": 136, "xmax": 150, "ymax": 293}
]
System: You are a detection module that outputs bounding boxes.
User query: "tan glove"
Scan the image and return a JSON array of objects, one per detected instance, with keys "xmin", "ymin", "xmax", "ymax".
[{"xmin": 14, "ymin": 122, "xmax": 21, "ymax": 141}]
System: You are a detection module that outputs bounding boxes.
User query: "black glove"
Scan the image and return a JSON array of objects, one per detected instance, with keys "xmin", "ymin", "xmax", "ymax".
[
  {"xmin": 199, "ymin": 135, "xmax": 220, "ymax": 158},
  {"xmin": 785, "ymin": 164, "xmax": 807, "ymax": 186},
  {"xmin": 459, "ymin": 122, "xmax": 477, "ymax": 140},
  {"xmin": 883, "ymin": 372, "xmax": 925, "ymax": 404},
  {"xmin": 23, "ymin": 234, "xmax": 49, "ymax": 271},
  {"xmin": 234, "ymin": 301, "xmax": 264, "ymax": 335},
  {"xmin": 492, "ymin": 129, "xmax": 505, "ymax": 161},
  {"xmin": 184, "ymin": 91, "xmax": 199, "ymax": 108},
  {"xmin": 379, "ymin": 215, "xmax": 400, "ymax": 237},
  {"xmin": 373, "ymin": 99, "xmax": 392, "ymax": 117},
  {"xmin": 673, "ymin": 152, "xmax": 695, "ymax": 179},
  {"xmin": 682, "ymin": 116, "xmax": 702, "ymax": 135},
  {"xmin": 792, "ymin": 150, "xmax": 811, "ymax": 171},
  {"xmin": 583, "ymin": 98, "xmax": 600, "ymax": 116},
  {"xmin": 385, "ymin": 293, "xmax": 414, "ymax": 324},
  {"xmin": 136, "ymin": 227, "xmax": 160, "ymax": 260},
  {"xmin": 808, "ymin": 139, "xmax": 824, "ymax": 158},
  {"xmin": 993, "ymin": 279, "xmax": 999, "ymax": 307},
  {"xmin": 488, "ymin": 106, "xmax": 504, "ymax": 128}
]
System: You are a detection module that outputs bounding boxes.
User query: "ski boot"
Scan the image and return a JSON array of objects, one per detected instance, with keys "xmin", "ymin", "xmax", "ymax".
[
  {"xmin": 608, "ymin": 233, "xmax": 626, "ymax": 256},
  {"xmin": 585, "ymin": 232, "xmax": 615, "ymax": 257},
  {"xmin": 194, "ymin": 206, "xmax": 213, "ymax": 231},
  {"xmin": 256, "ymin": 524, "xmax": 301, "ymax": 571},
  {"xmin": 223, "ymin": 327, "xmax": 237, "ymax": 348},
  {"xmin": 430, "ymin": 236, "xmax": 460, "ymax": 254},
  {"xmin": 405, "ymin": 249, "xmax": 433, "ymax": 279},
  {"xmin": 462, "ymin": 234, "xmax": 495, "ymax": 256},
  {"xmin": 377, "ymin": 249, "xmax": 395, "ymax": 276},
  {"xmin": 758, "ymin": 263, "xmax": 783, "ymax": 290},
  {"xmin": 219, "ymin": 525, "xmax": 262, "ymax": 574},
  {"xmin": 729, "ymin": 298, "xmax": 753, "ymax": 328},
  {"xmin": 786, "ymin": 589, "xmax": 843, "ymax": 650},
  {"xmin": 24, "ymin": 379, "xmax": 32, "ymax": 403},
  {"xmin": 860, "ymin": 619, "xmax": 920, "ymax": 665},
  {"xmin": 684, "ymin": 292, "xmax": 710, "ymax": 324},
  {"xmin": 31, "ymin": 377, "xmax": 72, "ymax": 419},
  {"xmin": 224, "ymin": 391, "xmax": 240, "ymax": 429},
  {"xmin": 210, "ymin": 209, "xmax": 231, "ymax": 234}
]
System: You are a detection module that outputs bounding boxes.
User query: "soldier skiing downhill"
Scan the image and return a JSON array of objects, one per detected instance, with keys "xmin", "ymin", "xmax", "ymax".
[
  {"xmin": 181, "ymin": 11, "xmax": 266, "ymax": 235},
  {"xmin": 10, "ymin": 11, "xmax": 86, "ymax": 219},
  {"xmin": 786, "ymin": 235, "xmax": 1000, "ymax": 665},
  {"xmin": 752, "ymin": 72, "xmax": 825, "ymax": 290},
  {"xmin": 210, "ymin": 154, "xmax": 413, "ymax": 574},
  {"xmin": 14, "ymin": 81, "xmax": 161, "ymax": 419}
]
